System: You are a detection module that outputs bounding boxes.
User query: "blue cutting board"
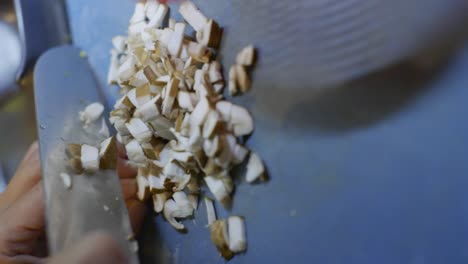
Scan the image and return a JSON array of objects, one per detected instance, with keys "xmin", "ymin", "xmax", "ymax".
[{"xmin": 66, "ymin": 1, "xmax": 468, "ymax": 263}]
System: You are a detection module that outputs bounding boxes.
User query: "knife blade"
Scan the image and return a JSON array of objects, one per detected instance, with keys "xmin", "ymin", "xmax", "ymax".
[{"xmin": 34, "ymin": 45, "xmax": 138, "ymax": 262}]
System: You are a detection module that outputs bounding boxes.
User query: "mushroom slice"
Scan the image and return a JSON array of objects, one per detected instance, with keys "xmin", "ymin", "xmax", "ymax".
[
  {"xmin": 172, "ymin": 191, "xmax": 194, "ymax": 217},
  {"xmin": 134, "ymin": 96, "xmax": 160, "ymax": 122},
  {"xmin": 112, "ymin": 35, "xmax": 127, "ymax": 52},
  {"xmin": 81, "ymin": 144, "xmax": 100, "ymax": 173},
  {"xmin": 215, "ymin": 101, "xmax": 232, "ymax": 123},
  {"xmin": 204, "ymin": 197, "xmax": 216, "ymax": 226},
  {"xmin": 163, "ymin": 199, "xmax": 185, "ymax": 230},
  {"xmin": 202, "ymin": 110, "xmax": 222, "ymax": 139},
  {"xmin": 125, "ymin": 139, "xmax": 147, "ymax": 164},
  {"xmin": 108, "ymin": 51, "xmax": 119, "ymax": 84},
  {"xmin": 126, "ymin": 118, "xmax": 153, "ymax": 143},
  {"xmin": 130, "ymin": 2, "xmax": 145, "ymax": 24},
  {"xmin": 245, "ymin": 152, "xmax": 265, "ymax": 183},
  {"xmin": 171, "ymin": 151, "xmax": 194, "ymax": 163},
  {"xmin": 236, "ymin": 45, "xmax": 255, "ymax": 66},
  {"xmin": 118, "ymin": 56, "xmax": 136, "ymax": 82},
  {"xmin": 179, "ymin": 1, "xmax": 208, "ymax": 32},
  {"xmin": 232, "ymin": 144, "xmax": 249, "ymax": 165},
  {"xmin": 129, "ymin": 70, "xmax": 148, "ymax": 87},
  {"xmin": 210, "ymin": 220, "xmax": 234, "ymax": 260},
  {"xmin": 135, "ymin": 84, "xmax": 151, "ymax": 106},
  {"xmin": 137, "ymin": 174, "xmax": 150, "ymax": 201},
  {"xmin": 143, "ymin": 65, "xmax": 158, "ymax": 85},
  {"xmin": 162, "ymin": 78, "xmax": 180, "ymax": 116},
  {"xmin": 177, "ymin": 91, "xmax": 195, "ymax": 112},
  {"xmin": 149, "ymin": 116, "xmax": 175, "ymax": 140},
  {"xmin": 235, "ymin": 65, "xmax": 251, "ymax": 93},
  {"xmin": 208, "ymin": 61, "xmax": 223, "ymax": 84},
  {"xmin": 196, "ymin": 19, "xmax": 222, "ymax": 48},
  {"xmin": 163, "ymin": 160, "xmax": 191, "ymax": 191},
  {"xmin": 99, "ymin": 136, "xmax": 118, "ymax": 169},
  {"xmin": 190, "ymin": 96, "xmax": 211, "ymax": 127},
  {"xmin": 99, "ymin": 118, "xmax": 110, "ymax": 138},
  {"xmin": 194, "ymin": 70, "xmax": 215, "ymax": 98},
  {"xmin": 204, "ymin": 175, "xmax": 231, "ymax": 206},
  {"xmin": 66, "ymin": 144, "xmax": 82, "ymax": 159},
  {"xmin": 126, "ymin": 88, "xmax": 139, "ymax": 108},
  {"xmin": 68, "ymin": 158, "xmax": 84, "ymax": 174},
  {"xmin": 188, "ymin": 125, "xmax": 202, "ymax": 148},
  {"xmin": 144, "ymin": 1, "xmax": 159, "ymax": 19},
  {"xmin": 228, "ymin": 216, "xmax": 247, "ymax": 253},
  {"xmin": 114, "ymin": 96, "xmax": 135, "ymax": 111},
  {"xmin": 203, "ymin": 135, "xmax": 221, "ymax": 158},
  {"xmin": 153, "ymin": 192, "xmax": 170, "ymax": 213},
  {"xmin": 168, "ymin": 23, "xmax": 186, "ymax": 57},
  {"xmin": 230, "ymin": 104, "xmax": 254, "ymax": 136},
  {"xmin": 228, "ymin": 65, "xmax": 238, "ymax": 96},
  {"xmin": 186, "ymin": 41, "xmax": 211, "ymax": 63},
  {"xmin": 147, "ymin": 3, "xmax": 168, "ymax": 28},
  {"xmin": 60, "ymin": 172, "xmax": 72, "ymax": 189},
  {"xmin": 79, "ymin": 102, "xmax": 104, "ymax": 127}
]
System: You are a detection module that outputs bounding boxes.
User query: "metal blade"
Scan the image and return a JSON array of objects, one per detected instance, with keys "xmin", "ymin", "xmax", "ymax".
[{"xmin": 34, "ymin": 45, "xmax": 138, "ymax": 262}]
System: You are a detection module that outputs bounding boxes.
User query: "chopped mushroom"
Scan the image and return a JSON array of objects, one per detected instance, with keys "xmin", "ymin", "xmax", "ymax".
[
  {"xmin": 106, "ymin": 1, "xmax": 263, "ymax": 258},
  {"xmin": 79, "ymin": 102, "xmax": 104, "ymax": 127},
  {"xmin": 81, "ymin": 144, "xmax": 100, "ymax": 173},
  {"xmin": 99, "ymin": 136, "xmax": 118, "ymax": 169},
  {"xmin": 245, "ymin": 152, "xmax": 265, "ymax": 183},
  {"xmin": 60, "ymin": 172, "xmax": 72, "ymax": 189},
  {"xmin": 228, "ymin": 216, "xmax": 247, "ymax": 253},
  {"xmin": 210, "ymin": 220, "xmax": 234, "ymax": 260},
  {"xmin": 235, "ymin": 45, "xmax": 255, "ymax": 66},
  {"xmin": 204, "ymin": 197, "xmax": 216, "ymax": 226},
  {"xmin": 179, "ymin": 1, "xmax": 207, "ymax": 32}
]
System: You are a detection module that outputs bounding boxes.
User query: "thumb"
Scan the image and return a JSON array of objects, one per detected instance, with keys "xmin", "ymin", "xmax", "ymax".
[{"xmin": 47, "ymin": 232, "xmax": 128, "ymax": 264}]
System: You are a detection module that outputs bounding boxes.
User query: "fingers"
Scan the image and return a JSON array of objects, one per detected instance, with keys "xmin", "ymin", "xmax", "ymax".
[
  {"xmin": 126, "ymin": 199, "xmax": 146, "ymax": 234},
  {"xmin": 120, "ymin": 179, "xmax": 137, "ymax": 201},
  {"xmin": 0, "ymin": 142, "xmax": 41, "ymax": 213},
  {"xmin": 47, "ymin": 232, "xmax": 127, "ymax": 264},
  {"xmin": 117, "ymin": 158, "xmax": 136, "ymax": 179},
  {"xmin": 0, "ymin": 183, "xmax": 44, "ymax": 257}
]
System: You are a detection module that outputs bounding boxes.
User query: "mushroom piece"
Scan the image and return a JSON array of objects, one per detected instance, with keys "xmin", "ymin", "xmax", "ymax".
[
  {"xmin": 107, "ymin": 51, "xmax": 120, "ymax": 84},
  {"xmin": 60, "ymin": 172, "xmax": 72, "ymax": 189},
  {"xmin": 152, "ymin": 192, "xmax": 170, "ymax": 213},
  {"xmin": 66, "ymin": 144, "xmax": 81, "ymax": 159},
  {"xmin": 81, "ymin": 144, "xmax": 100, "ymax": 173},
  {"xmin": 129, "ymin": 2, "xmax": 145, "ymax": 24},
  {"xmin": 190, "ymin": 96, "xmax": 211, "ymax": 127},
  {"xmin": 133, "ymin": 96, "xmax": 160, "ymax": 122},
  {"xmin": 245, "ymin": 152, "xmax": 265, "ymax": 183},
  {"xmin": 234, "ymin": 65, "xmax": 251, "ymax": 93},
  {"xmin": 228, "ymin": 65, "xmax": 238, "ymax": 96},
  {"xmin": 147, "ymin": 3, "xmax": 168, "ymax": 28},
  {"xmin": 236, "ymin": 45, "xmax": 255, "ymax": 66},
  {"xmin": 118, "ymin": 56, "xmax": 136, "ymax": 82},
  {"xmin": 135, "ymin": 84, "xmax": 152, "ymax": 106},
  {"xmin": 232, "ymin": 144, "xmax": 249, "ymax": 165},
  {"xmin": 99, "ymin": 136, "xmax": 118, "ymax": 169},
  {"xmin": 179, "ymin": 1, "xmax": 208, "ymax": 32},
  {"xmin": 168, "ymin": 22, "xmax": 186, "ymax": 57},
  {"xmin": 125, "ymin": 139, "xmax": 147, "ymax": 164},
  {"xmin": 210, "ymin": 220, "xmax": 234, "ymax": 260},
  {"xmin": 202, "ymin": 110, "xmax": 222, "ymax": 139},
  {"xmin": 227, "ymin": 216, "xmax": 247, "ymax": 253},
  {"xmin": 177, "ymin": 91, "xmax": 195, "ymax": 112},
  {"xmin": 186, "ymin": 41, "xmax": 211, "ymax": 63},
  {"xmin": 204, "ymin": 197, "xmax": 216, "ymax": 226},
  {"xmin": 196, "ymin": 19, "xmax": 222, "ymax": 49},
  {"xmin": 79, "ymin": 102, "xmax": 104, "ymax": 127},
  {"xmin": 68, "ymin": 158, "xmax": 84, "ymax": 174},
  {"xmin": 149, "ymin": 116, "xmax": 176, "ymax": 140},
  {"xmin": 163, "ymin": 160, "xmax": 191, "ymax": 191},
  {"xmin": 163, "ymin": 199, "xmax": 185, "ymax": 230},
  {"xmin": 230, "ymin": 104, "xmax": 254, "ymax": 136},
  {"xmin": 204, "ymin": 175, "xmax": 231, "ymax": 206},
  {"xmin": 203, "ymin": 135, "xmax": 221, "ymax": 158},
  {"xmin": 126, "ymin": 118, "xmax": 153, "ymax": 143},
  {"xmin": 172, "ymin": 191, "xmax": 194, "ymax": 216},
  {"xmin": 188, "ymin": 194, "xmax": 198, "ymax": 210},
  {"xmin": 137, "ymin": 174, "xmax": 150, "ymax": 201},
  {"xmin": 99, "ymin": 118, "xmax": 110, "ymax": 138},
  {"xmin": 162, "ymin": 78, "xmax": 180, "ymax": 116},
  {"xmin": 215, "ymin": 101, "xmax": 232, "ymax": 123}
]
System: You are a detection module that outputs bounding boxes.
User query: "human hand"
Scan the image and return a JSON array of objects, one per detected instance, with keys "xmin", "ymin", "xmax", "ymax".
[{"xmin": 0, "ymin": 142, "xmax": 146, "ymax": 263}]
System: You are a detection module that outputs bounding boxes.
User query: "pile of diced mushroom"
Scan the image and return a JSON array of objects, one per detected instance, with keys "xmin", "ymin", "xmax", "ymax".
[{"xmin": 106, "ymin": 0, "xmax": 264, "ymax": 259}]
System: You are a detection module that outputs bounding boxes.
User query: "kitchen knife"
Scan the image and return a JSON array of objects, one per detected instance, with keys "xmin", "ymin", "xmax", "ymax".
[{"xmin": 34, "ymin": 45, "xmax": 138, "ymax": 262}]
